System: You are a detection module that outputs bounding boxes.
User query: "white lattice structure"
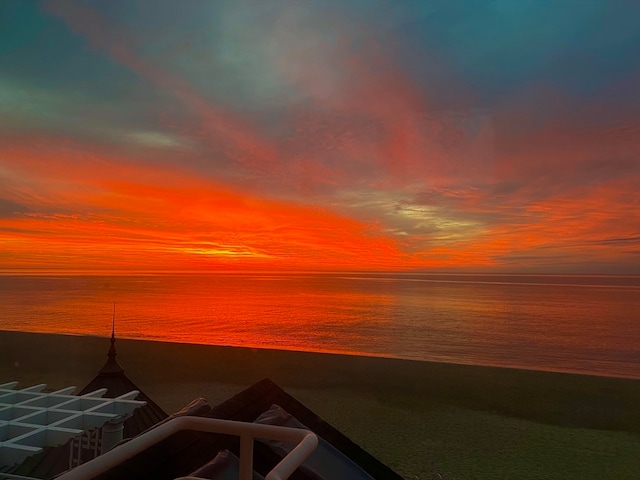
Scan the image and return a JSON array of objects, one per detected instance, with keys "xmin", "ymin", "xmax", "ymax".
[{"xmin": 0, "ymin": 382, "xmax": 145, "ymax": 469}]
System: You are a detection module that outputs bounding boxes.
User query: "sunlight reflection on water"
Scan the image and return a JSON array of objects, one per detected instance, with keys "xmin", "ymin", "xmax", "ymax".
[{"xmin": 1, "ymin": 273, "xmax": 638, "ymax": 378}]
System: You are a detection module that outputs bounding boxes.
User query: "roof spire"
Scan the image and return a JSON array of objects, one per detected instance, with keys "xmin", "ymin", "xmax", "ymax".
[
  {"xmin": 100, "ymin": 302, "xmax": 124, "ymax": 375},
  {"xmin": 108, "ymin": 302, "xmax": 117, "ymax": 358}
]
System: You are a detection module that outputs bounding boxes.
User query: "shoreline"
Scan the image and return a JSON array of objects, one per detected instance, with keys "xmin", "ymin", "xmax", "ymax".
[{"xmin": 2, "ymin": 328, "xmax": 637, "ymax": 382}]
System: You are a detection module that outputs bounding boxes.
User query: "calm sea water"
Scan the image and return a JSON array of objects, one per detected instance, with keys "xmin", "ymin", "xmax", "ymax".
[{"xmin": 0, "ymin": 273, "xmax": 638, "ymax": 379}]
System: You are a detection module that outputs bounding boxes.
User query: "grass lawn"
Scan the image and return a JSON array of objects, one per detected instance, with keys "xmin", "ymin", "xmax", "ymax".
[{"xmin": 289, "ymin": 386, "xmax": 640, "ymax": 480}]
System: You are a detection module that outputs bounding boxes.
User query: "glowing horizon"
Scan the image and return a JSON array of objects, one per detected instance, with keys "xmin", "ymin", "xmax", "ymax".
[{"xmin": 1, "ymin": 1, "xmax": 639, "ymax": 274}]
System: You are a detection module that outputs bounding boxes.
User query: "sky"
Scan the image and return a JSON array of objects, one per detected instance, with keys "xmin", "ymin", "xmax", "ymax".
[{"xmin": 1, "ymin": 0, "xmax": 639, "ymax": 274}]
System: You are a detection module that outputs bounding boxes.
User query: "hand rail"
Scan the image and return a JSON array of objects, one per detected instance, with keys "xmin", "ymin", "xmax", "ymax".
[{"xmin": 56, "ymin": 416, "xmax": 318, "ymax": 480}]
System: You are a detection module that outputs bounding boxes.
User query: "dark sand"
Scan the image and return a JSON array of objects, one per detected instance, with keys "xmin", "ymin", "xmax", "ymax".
[{"xmin": 1, "ymin": 330, "xmax": 639, "ymax": 479}]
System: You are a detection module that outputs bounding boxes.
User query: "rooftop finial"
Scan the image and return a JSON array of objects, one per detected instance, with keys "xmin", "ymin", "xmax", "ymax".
[
  {"xmin": 107, "ymin": 302, "xmax": 117, "ymax": 360},
  {"xmin": 101, "ymin": 302, "xmax": 124, "ymax": 374}
]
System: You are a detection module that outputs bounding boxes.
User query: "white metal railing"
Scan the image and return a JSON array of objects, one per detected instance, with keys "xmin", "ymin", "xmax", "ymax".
[{"xmin": 56, "ymin": 416, "xmax": 318, "ymax": 480}]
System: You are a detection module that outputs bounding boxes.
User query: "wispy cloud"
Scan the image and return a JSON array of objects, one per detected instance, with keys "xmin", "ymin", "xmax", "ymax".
[{"xmin": 1, "ymin": 0, "xmax": 638, "ymax": 273}]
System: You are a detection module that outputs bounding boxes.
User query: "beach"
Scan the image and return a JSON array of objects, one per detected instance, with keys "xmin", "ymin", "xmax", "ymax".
[{"xmin": 1, "ymin": 330, "xmax": 639, "ymax": 479}]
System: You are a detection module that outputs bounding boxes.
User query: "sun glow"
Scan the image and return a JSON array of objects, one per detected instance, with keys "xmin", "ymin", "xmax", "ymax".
[{"xmin": 1, "ymin": 1, "xmax": 638, "ymax": 274}]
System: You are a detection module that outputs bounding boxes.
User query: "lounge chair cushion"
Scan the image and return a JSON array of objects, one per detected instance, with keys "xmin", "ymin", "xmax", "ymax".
[
  {"xmin": 254, "ymin": 404, "xmax": 374, "ymax": 480},
  {"xmin": 178, "ymin": 449, "xmax": 264, "ymax": 480}
]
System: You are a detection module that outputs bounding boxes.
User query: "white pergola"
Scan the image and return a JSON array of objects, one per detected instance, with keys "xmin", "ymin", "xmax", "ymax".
[{"xmin": 0, "ymin": 382, "xmax": 145, "ymax": 470}]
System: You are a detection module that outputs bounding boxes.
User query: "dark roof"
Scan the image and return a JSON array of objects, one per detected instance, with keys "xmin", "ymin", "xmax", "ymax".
[
  {"xmin": 92, "ymin": 378, "xmax": 404, "ymax": 480},
  {"xmin": 78, "ymin": 334, "xmax": 168, "ymax": 438}
]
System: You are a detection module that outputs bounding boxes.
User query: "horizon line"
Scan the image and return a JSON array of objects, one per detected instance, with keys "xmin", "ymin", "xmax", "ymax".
[{"xmin": 1, "ymin": 269, "xmax": 638, "ymax": 277}]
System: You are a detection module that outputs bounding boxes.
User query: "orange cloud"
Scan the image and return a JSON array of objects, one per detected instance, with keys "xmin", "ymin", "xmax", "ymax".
[
  {"xmin": 1, "ymin": 134, "xmax": 420, "ymax": 273},
  {"xmin": 2, "ymin": 2, "xmax": 636, "ymax": 274},
  {"xmin": 3, "ymin": 125, "xmax": 637, "ymax": 274},
  {"xmin": 415, "ymin": 178, "xmax": 640, "ymax": 271}
]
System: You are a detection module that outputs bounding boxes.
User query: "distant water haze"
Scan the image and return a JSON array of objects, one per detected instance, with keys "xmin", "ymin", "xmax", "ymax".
[{"xmin": 0, "ymin": 273, "xmax": 638, "ymax": 379}]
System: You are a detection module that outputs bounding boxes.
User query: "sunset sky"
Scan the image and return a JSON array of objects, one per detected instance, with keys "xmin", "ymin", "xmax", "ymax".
[{"xmin": 1, "ymin": 0, "xmax": 639, "ymax": 274}]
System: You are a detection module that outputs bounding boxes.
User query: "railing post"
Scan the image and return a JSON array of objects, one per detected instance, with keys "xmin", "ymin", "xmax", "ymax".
[
  {"xmin": 239, "ymin": 434, "xmax": 254, "ymax": 480},
  {"xmin": 101, "ymin": 420, "xmax": 124, "ymax": 454}
]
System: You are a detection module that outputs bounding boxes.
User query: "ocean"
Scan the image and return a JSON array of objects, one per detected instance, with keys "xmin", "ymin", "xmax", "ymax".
[{"xmin": 0, "ymin": 273, "xmax": 638, "ymax": 379}]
